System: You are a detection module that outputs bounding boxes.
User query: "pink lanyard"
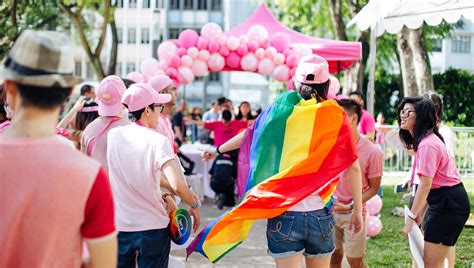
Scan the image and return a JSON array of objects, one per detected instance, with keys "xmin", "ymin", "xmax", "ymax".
[{"xmin": 86, "ymin": 118, "xmax": 121, "ymax": 156}]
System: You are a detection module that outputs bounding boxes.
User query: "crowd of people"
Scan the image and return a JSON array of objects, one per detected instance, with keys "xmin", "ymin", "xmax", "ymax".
[{"xmin": 0, "ymin": 30, "xmax": 470, "ymax": 268}]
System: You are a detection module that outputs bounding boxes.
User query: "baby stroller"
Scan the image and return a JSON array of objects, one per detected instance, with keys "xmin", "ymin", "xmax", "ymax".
[{"xmin": 209, "ymin": 152, "xmax": 237, "ymax": 209}]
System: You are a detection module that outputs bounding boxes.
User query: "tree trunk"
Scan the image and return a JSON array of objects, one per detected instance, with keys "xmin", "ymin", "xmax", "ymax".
[
  {"xmin": 409, "ymin": 26, "xmax": 434, "ymax": 94},
  {"xmin": 107, "ymin": 19, "xmax": 118, "ymax": 75},
  {"xmin": 327, "ymin": 0, "xmax": 347, "ymax": 40},
  {"xmin": 397, "ymin": 27, "xmax": 418, "ymax": 97}
]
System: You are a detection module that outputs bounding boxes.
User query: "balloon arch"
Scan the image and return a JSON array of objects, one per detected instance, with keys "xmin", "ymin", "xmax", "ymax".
[{"xmin": 127, "ymin": 4, "xmax": 362, "ymax": 99}]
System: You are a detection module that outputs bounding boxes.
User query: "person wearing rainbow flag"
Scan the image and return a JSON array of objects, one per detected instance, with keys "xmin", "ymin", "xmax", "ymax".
[{"xmin": 190, "ymin": 54, "xmax": 363, "ymax": 267}]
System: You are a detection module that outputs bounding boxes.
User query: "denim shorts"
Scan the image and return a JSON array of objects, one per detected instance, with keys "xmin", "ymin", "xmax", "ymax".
[{"xmin": 266, "ymin": 208, "xmax": 336, "ymax": 259}]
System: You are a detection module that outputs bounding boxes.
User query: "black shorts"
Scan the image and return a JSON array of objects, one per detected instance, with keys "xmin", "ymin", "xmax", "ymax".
[{"xmin": 423, "ymin": 183, "xmax": 470, "ymax": 246}]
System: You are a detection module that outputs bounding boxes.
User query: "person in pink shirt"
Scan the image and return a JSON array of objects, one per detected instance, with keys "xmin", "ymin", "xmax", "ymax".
[
  {"xmin": 349, "ymin": 92, "xmax": 376, "ymax": 142},
  {"xmin": 399, "ymin": 96, "xmax": 470, "ymax": 267},
  {"xmin": 0, "ymin": 30, "xmax": 117, "ymax": 267},
  {"xmin": 81, "ymin": 75, "xmax": 129, "ymax": 172},
  {"xmin": 107, "ymin": 83, "xmax": 201, "ymax": 267},
  {"xmin": 330, "ymin": 99, "xmax": 383, "ymax": 268}
]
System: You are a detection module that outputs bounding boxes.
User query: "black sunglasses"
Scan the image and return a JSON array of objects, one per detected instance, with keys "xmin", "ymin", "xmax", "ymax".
[{"xmin": 152, "ymin": 104, "xmax": 164, "ymax": 113}]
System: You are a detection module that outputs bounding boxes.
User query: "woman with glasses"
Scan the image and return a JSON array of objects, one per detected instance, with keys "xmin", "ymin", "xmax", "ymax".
[{"xmin": 398, "ymin": 96, "xmax": 470, "ymax": 267}]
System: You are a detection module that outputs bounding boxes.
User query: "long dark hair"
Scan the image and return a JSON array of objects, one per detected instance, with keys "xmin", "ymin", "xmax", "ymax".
[
  {"xmin": 423, "ymin": 92, "xmax": 443, "ymax": 124},
  {"xmin": 397, "ymin": 96, "xmax": 444, "ymax": 151},
  {"xmin": 293, "ymin": 79, "xmax": 329, "ymax": 101},
  {"xmin": 75, "ymin": 99, "xmax": 99, "ymax": 131},
  {"xmin": 236, "ymin": 101, "xmax": 255, "ymax": 120}
]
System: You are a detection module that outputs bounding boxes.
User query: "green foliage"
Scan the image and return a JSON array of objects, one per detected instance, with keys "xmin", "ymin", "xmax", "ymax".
[
  {"xmin": 371, "ymin": 72, "xmax": 403, "ymax": 124},
  {"xmin": 433, "ymin": 68, "xmax": 474, "ymax": 126}
]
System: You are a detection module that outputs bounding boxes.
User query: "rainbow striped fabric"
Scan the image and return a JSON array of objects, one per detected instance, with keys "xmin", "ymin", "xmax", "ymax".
[{"xmin": 186, "ymin": 91, "xmax": 358, "ymax": 263}]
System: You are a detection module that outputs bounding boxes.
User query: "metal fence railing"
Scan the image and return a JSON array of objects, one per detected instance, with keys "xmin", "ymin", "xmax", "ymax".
[{"xmin": 381, "ymin": 126, "xmax": 474, "ymax": 177}]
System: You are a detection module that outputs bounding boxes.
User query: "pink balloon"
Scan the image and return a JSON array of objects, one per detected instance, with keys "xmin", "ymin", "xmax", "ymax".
[
  {"xmin": 283, "ymin": 48, "xmax": 292, "ymax": 57},
  {"xmin": 273, "ymin": 65, "xmax": 290, "ymax": 82},
  {"xmin": 286, "ymin": 54, "xmax": 299, "ymax": 68},
  {"xmin": 260, "ymin": 39, "xmax": 271, "ymax": 49},
  {"xmin": 286, "ymin": 80, "xmax": 295, "ymax": 90},
  {"xmin": 181, "ymin": 55, "xmax": 193, "ymax": 67},
  {"xmin": 366, "ymin": 195, "xmax": 383, "ymax": 216},
  {"xmin": 187, "ymin": 47, "xmax": 199, "ymax": 59},
  {"xmin": 198, "ymin": 50, "xmax": 210, "ymax": 61},
  {"xmin": 289, "ymin": 67, "xmax": 297, "ymax": 77},
  {"xmin": 208, "ymin": 53, "xmax": 225, "ymax": 72},
  {"xmin": 292, "ymin": 45, "xmax": 313, "ymax": 59},
  {"xmin": 237, "ymin": 44, "xmax": 248, "ymax": 56},
  {"xmin": 165, "ymin": 67, "xmax": 177, "ymax": 78},
  {"xmin": 201, "ymin": 22, "xmax": 223, "ymax": 40},
  {"xmin": 178, "ymin": 29, "xmax": 199, "ymax": 49},
  {"xmin": 191, "ymin": 59, "xmax": 208, "ymax": 77},
  {"xmin": 219, "ymin": 46, "xmax": 230, "ymax": 57},
  {"xmin": 270, "ymin": 32, "xmax": 291, "ymax": 53},
  {"xmin": 208, "ymin": 41, "xmax": 220, "ymax": 53},
  {"xmin": 140, "ymin": 58, "xmax": 159, "ymax": 77},
  {"xmin": 328, "ymin": 75, "xmax": 340, "ymax": 99},
  {"xmin": 258, "ymin": 58, "xmax": 275, "ymax": 75},
  {"xmin": 157, "ymin": 41, "xmax": 177, "ymax": 62},
  {"xmin": 239, "ymin": 35, "xmax": 249, "ymax": 44},
  {"xmin": 366, "ymin": 215, "xmax": 383, "ymax": 237},
  {"xmin": 247, "ymin": 25, "xmax": 268, "ymax": 43},
  {"xmin": 227, "ymin": 36, "xmax": 240, "ymax": 51},
  {"xmin": 241, "ymin": 53, "xmax": 258, "ymax": 72},
  {"xmin": 126, "ymin": 71, "xmax": 144, "ymax": 83},
  {"xmin": 226, "ymin": 52, "xmax": 241, "ymax": 69},
  {"xmin": 177, "ymin": 66, "xmax": 194, "ymax": 84},
  {"xmin": 273, "ymin": 53, "xmax": 285, "ymax": 66},
  {"xmin": 247, "ymin": 41, "xmax": 259, "ymax": 52},
  {"xmin": 172, "ymin": 78, "xmax": 180, "ymax": 89},
  {"xmin": 218, "ymin": 36, "xmax": 228, "ymax": 47},
  {"xmin": 152, "ymin": 69, "xmax": 165, "ymax": 76},
  {"xmin": 168, "ymin": 55, "xmax": 181, "ymax": 68},
  {"xmin": 266, "ymin": 46, "xmax": 277, "ymax": 58},
  {"xmin": 177, "ymin": 47, "xmax": 187, "ymax": 57},
  {"xmin": 197, "ymin": 37, "xmax": 209, "ymax": 50},
  {"xmin": 255, "ymin": 48, "xmax": 266, "ymax": 60},
  {"xmin": 158, "ymin": 60, "xmax": 168, "ymax": 70}
]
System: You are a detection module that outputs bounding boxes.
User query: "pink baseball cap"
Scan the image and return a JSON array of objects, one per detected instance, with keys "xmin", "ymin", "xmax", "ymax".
[
  {"xmin": 97, "ymin": 75, "xmax": 126, "ymax": 117},
  {"xmin": 122, "ymin": 83, "xmax": 172, "ymax": 112},
  {"xmin": 148, "ymin": 75, "xmax": 173, "ymax": 93},
  {"xmin": 294, "ymin": 54, "xmax": 329, "ymax": 84}
]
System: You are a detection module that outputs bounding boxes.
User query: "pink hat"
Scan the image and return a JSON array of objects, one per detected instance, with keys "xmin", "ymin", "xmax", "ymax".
[
  {"xmin": 294, "ymin": 54, "xmax": 329, "ymax": 84},
  {"xmin": 148, "ymin": 75, "xmax": 173, "ymax": 93},
  {"xmin": 122, "ymin": 83, "xmax": 172, "ymax": 112},
  {"xmin": 98, "ymin": 75, "xmax": 127, "ymax": 117}
]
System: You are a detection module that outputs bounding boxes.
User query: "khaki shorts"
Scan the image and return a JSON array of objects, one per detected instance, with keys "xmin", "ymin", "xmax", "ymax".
[{"xmin": 334, "ymin": 212, "xmax": 367, "ymax": 258}]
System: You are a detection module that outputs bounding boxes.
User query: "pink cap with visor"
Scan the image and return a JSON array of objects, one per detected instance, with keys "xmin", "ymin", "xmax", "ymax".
[
  {"xmin": 294, "ymin": 54, "xmax": 329, "ymax": 84},
  {"xmin": 148, "ymin": 75, "xmax": 173, "ymax": 93},
  {"xmin": 97, "ymin": 75, "xmax": 126, "ymax": 117},
  {"xmin": 122, "ymin": 83, "xmax": 171, "ymax": 112}
]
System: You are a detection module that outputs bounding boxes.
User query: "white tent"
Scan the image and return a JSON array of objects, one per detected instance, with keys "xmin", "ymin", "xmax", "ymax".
[{"xmin": 347, "ymin": 0, "xmax": 474, "ymax": 114}]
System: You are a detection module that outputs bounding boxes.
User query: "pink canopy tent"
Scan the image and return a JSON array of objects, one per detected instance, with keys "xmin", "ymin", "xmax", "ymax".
[{"xmin": 225, "ymin": 4, "xmax": 362, "ymax": 73}]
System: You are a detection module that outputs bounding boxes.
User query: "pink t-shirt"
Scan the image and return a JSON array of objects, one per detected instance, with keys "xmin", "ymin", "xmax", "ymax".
[
  {"xmin": 204, "ymin": 120, "xmax": 248, "ymax": 147},
  {"xmin": 415, "ymin": 133, "xmax": 461, "ymax": 189},
  {"xmin": 155, "ymin": 114, "xmax": 175, "ymax": 146},
  {"xmin": 107, "ymin": 124, "xmax": 175, "ymax": 231},
  {"xmin": 81, "ymin": 117, "xmax": 129, "ymax": 173},
  {"xmin": 358, "ymin": 110, "xmax": 376, "ymax": 135},
  {"xmin": 334, "ymin": 137, "xmax": 383, "ymax": 204}
]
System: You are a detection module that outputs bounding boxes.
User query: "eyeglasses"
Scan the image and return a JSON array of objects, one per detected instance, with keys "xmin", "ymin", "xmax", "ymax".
[
  {"xmin": 152, "ymin": 104, "xmax": 164, "ymax": 113},
  {"xmin": 400, "ymin": 109, "xmax": 416, "ymax": 117}
]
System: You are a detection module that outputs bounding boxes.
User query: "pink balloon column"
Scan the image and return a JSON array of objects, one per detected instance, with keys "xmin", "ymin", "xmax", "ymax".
[
  {"xmin": 366, "ymin": 195, "xmax": 383, "ymax": 216},
  {"xmin": 140, "ymin": 58, "xmax": 159, "ymax": 77},
  {"xmin": 178, "ymin": 29, "xmax": 199, "ymax": 48},
  {"xmin": 366, "ymin": 215, "xmax": 383, "ymax": 237}
]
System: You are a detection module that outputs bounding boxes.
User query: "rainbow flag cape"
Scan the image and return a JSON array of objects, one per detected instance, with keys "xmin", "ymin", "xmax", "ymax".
[{"xmin": 186, "ymin": 91, "xmax": 357, "ymax": 263}]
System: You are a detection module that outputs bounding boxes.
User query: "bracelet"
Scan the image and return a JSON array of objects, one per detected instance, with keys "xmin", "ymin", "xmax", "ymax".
[
  {"xmin": 215, "ymin": 145, "xmax": 222, "ymax": 155},
  {"xmin": 406, "ymin": 209, "xmax": 417, "ymax": 221},
  {"xmin": 192, "ymin": 201, "xmax": 200, "ymax": 209}
]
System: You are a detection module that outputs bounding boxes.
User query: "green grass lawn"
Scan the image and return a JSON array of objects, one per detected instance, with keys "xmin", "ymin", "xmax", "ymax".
[{"xmin": 365, "ymin": 185, "xmax": 474, "ymax": 267}]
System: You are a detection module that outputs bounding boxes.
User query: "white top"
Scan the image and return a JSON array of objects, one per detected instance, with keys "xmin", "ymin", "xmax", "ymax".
[{"xmin": 107, "ymin": 124, "xmax": 175, "ymax": 231}]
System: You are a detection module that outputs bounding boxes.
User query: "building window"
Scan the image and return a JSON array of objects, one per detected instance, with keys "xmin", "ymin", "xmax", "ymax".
[
  {"xmin": 128, "ymin": 0, "xmax": 137, "ymax": 8},
  {"xmin": 209, "ymin": 72, "xmax": 220, "ymax": 82},
  {"xmin": 169, "ymin": 28, "xmax": 180, "ymax": 39},
  {"xmin": 116, "ymin": 0, "xmax": 124, "ymax": 8},
  {"xmin": 141, "ymin": 28, "xmax": 150, "ymax": 44},
  {"xmin": 211, "ymin": 0, "xmax": 221, "ymax": 11},
  {"xmin": 115, "ymin": 62, "xmax": 122, "ymax": 76},
  {"xmin": 155, "ymin": 0, "xmax": 163, "ymax": 8},
  {"xmin": 451, "ymin": 36, "xmax": 471, "ymax": 54},
  {"xmin": 126, "ymin": 62, "xmax": 135, "ymax": 73},
  {"xmin": 170, "ymin": 0, "xmax": 180, "ymax": 9},
  {"xmin": 128, "ymin": 28, "xmax": 136, "ymax": 44},
  {"xmin": 75, "ymin": 61, "xmax": 82, "ymax": 77},
  {"xmin": 432, "ymin": 39, "xmax": 442, "ymax": 52},
  {"xmin": 142, "ymin": 0, "xmax": 150, "ymax": 8},
  {"xmin": 86, "ymin": 63, "xmax": 94, "ymax": 79},
  {"xmin": 197, "ymin": 0, "xmax": 207, "ymax": 10},
  {"xmin": 184, "ymin": 0, "xmax": 193, "ymax": 10},
  {"xmin": 117, "ymin": 27, "xmax": 123, "ymax": 43}
]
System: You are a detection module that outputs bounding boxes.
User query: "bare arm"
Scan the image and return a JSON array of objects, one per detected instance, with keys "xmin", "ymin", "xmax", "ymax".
[
  {"xmin": 201, "ymin": 129, "xmax": 246, "ymax": 161},
  {"xmin": 362, "ymin": 176, "xmax": 382, "ymax": 203},
  {"xmin": 85, "ymin": 236, "xmax": 117, "ymax": 268},
  {"xmin": 173, "ymin": 126, "xmax": 183, "ymax": 142},
  {"xmin": 365, "ymin": 130, "xmax": 376, "ymax": 143},
  {"xmin": 347, "ymin": 159, "xmax": 363, "ymax": 235},
  {"xmin": 185, "ymin": 117, "xmax": 205, "ymax": 127},
  {"xmin": 57, "ymin": 96, "xmax": 86, "ymax": 129}
]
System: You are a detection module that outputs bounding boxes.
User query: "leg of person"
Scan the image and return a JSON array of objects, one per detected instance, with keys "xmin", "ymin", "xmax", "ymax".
[
  {"xmin": 446, "ymin": 246, "xmax": 455, "ymax": 268},
  {"xmin": 267, "ymin": 212, "xmax": 305, "ymax": 268},
  {"xmin": 304, "ymin": 209, "xmax": 336, "ymax": 268},
  {"xmin": 343, "ymin": 213, "xmax": 367, "ymax": 268},
  {"xmin": 224, "ymin": 180, "xmax": 235, "ymax": 207},
  {"xmin": 424, "ymin": 242, "xmax": 451, "ymax": 268},
  {"xmin": 330, "ymin": 213, "xmax": 345, "ymax": 268},
  {"xmin": 136, "ymin": 229, "xmax": 171, "ymax": 268},
  {"xmin": 117, "ymin": 232, "xmax": 138, "ymax": 268}
]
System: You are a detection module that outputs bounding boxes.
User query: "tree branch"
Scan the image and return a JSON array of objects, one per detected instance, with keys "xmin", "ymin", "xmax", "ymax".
[
  {"xmin": 95, "ymin": 0, "xmax": 111, "ymax": 57},
  {"xmin": 11, "ymin": 0, "xmax": 18, "ymax": 29}
]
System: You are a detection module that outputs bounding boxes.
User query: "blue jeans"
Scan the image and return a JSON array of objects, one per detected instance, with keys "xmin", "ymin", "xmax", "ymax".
[
  {"xmin": 266, "ymin": 209, "xmax": 335, "ymax": 259},
  {"xmin": 117, "ymin": 229, "xmax": 170, "ymax": 268}
]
